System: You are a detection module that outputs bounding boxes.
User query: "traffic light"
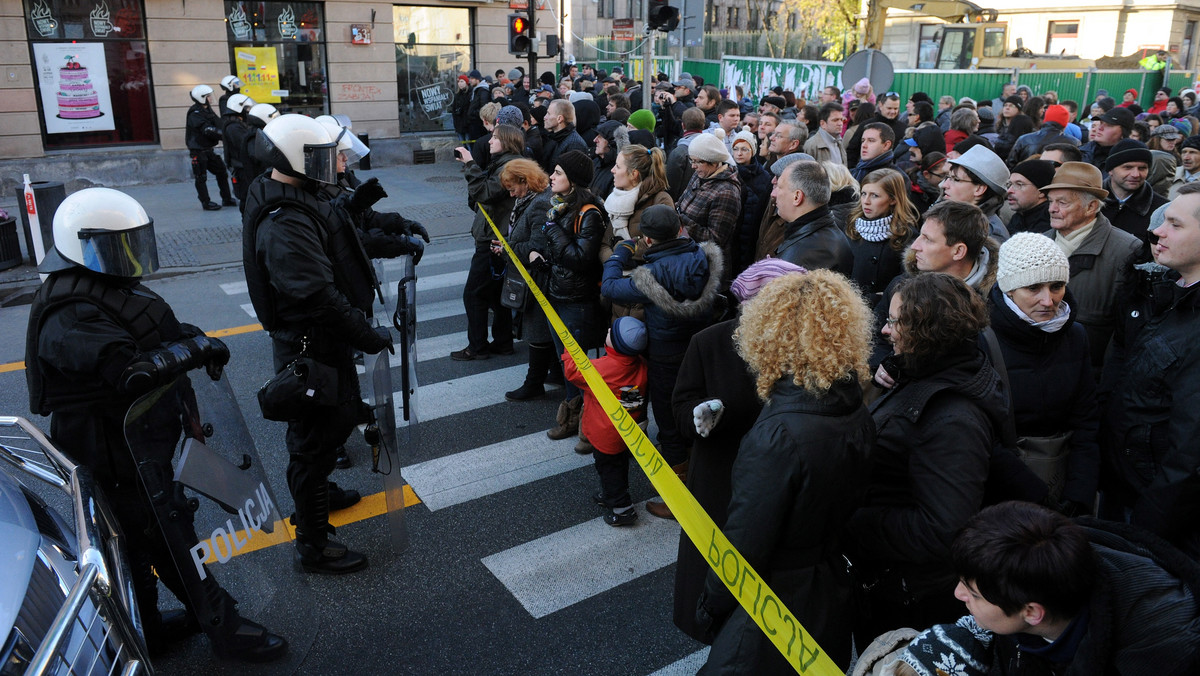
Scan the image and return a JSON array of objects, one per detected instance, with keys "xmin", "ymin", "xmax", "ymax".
[
  {"xmin": 647, "ymin": 0, "xmax": 680, "ymax": 31},
  {"xmin": 508, "ymin": 13, "xmax": 532, "ymax": 55}
]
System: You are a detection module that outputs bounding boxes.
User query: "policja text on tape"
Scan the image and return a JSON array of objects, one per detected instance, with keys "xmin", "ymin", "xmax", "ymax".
[{"xmin": 479, "ymin": 206, "xmax": 843, "ymax": 676}]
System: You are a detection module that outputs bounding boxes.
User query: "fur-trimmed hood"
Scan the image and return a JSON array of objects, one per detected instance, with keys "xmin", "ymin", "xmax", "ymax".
[
  {"xmin": 902, "ymin": 235, "xmax": 998, "ymax": 295},
  {"xmin": 630, "ymin": 240, "xmax": 725, "ymax": 320}
]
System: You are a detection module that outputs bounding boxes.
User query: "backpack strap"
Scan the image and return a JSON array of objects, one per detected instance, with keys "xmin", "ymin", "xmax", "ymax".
[{"xmin": 573, "ymin": 202, "xmax": 599, "ymax": 235}]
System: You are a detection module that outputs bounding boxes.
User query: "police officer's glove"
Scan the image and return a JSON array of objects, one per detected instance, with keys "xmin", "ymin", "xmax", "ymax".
[
  {"xmin": 406, "ymin": 221, "xmax": 431, "ymax": 243},
  {"xmin": 692, "ymin": 399, "xmax": 725, "ymax": 438},
  {"xmin": 407, "ymin": 236, "xmax": 425, "ymax": 265},
  {"xmin": 120, "ymin": 336, "xmax": 230, "ymax": 395},
  {"xmin": 610, "ymin": 239, "xmax": 637, "ymax": 268},
  {"xmin": 349, "ymin": 177, "xmax": 387, "ymax": 213},
  {"xmin": 352, "ymin": 322, "xmax": 394, "ymax": 355}
]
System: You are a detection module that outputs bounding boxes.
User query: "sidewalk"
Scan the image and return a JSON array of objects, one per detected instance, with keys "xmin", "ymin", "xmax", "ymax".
[{"xmin": 0, "ymin": 160, "xmax": 474, "ymax": 304}]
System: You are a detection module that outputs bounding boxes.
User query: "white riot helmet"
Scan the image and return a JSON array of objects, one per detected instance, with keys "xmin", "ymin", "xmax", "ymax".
[
  {"xmin": 258, "ymin": 114, "xmax": 339, "ymax": 184},
  {"xmin": 220, "ymin": 75, "xmax": 243, "ymax": 92},
  {"xmin": 227, "ymin": 93, "xmax": 255, "ymax": 115},
  {"xmin": 190, "ymin": 84, "xmax": 213, "ymax": 105},
  {"xmin": 40, "ymin": 188, "xmax": 159, "ymax": 277},
  {"xmin": 315, "ymin": 115, "xmax": 370, "ymax": 166},
  {"xmin": 247, "ymin": 103, "xmax": 279, "ymax": 128}
]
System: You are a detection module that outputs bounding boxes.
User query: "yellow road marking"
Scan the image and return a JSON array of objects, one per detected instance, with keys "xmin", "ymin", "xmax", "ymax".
[
  {"xmin": 0, "ymin": 325, "xmax": 267, "ymax": 374},
  {"xmin": 201, "ymin": 485, "xmax": 422, "ymax": 563}
]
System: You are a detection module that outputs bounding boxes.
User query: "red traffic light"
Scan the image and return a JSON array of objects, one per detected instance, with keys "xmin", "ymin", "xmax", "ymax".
[
  {"xmin": 512, "ymin": 16, "xmax": 526, "ymax": 33},
  {"xmin": 508, "ymin": 13, "xmax": 532, "ymax": 54}
]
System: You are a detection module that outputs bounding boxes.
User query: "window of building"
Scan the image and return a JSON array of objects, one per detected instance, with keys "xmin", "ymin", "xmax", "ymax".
[
  {"xmin": 24, "ymin": 0, "xmax": 156, "ymax": 150},
  {"xmin": 1046, "ymin": 20, "xmax": 1079, "ymax": 55},
  {"xmin": 224, "ymin": 1, "xmax": 328, "ymax": 117},
  {"xmin": 917, "ymin": 24, "xmax": 942, "ymax": 69},
  {"xmin": 1184, "ymin": 20, "xmax": 1197, "ymax": 71},
  {"xmin": 787, "ymin": 12, "xmax": 797, "ymax": 31},
  {"xmin": 394, "ymin": 5, "xmax": 472, "ymax": 133},
  {"xmin": 748, "ymin": 8, "xmax": 759, "ymax": 30},
  {"xmin": 727, "ymin": 6, "xmax": 738, "ymax": 29}
]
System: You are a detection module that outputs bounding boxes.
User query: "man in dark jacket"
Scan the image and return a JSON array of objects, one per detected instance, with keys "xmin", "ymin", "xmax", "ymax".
[
  {"xmin": 847, "ymin": 95, "xmax": 905, "ymax": 167},
  {"xmin": 1005, "ymin": 159, "xmax": 1054, "ymax": 234},
  {"xmin": 1100, "ymin": 183, "xmax": 1200, "ymax": 558},
  {"xmin": 953, "ymin": 502, "xmax": 1200, "ymax": 674},
  {"xmin": 465, "ymin": 70, "xmax": 491, "ymax": 141},
  {"xmin": 851, "ymin": 123, "xmax": 899, "ymax": 182},
  {"xmin": 1101, "ymin": 138, "xmax": 1169, "ymax": 244},
  {"xmin": 1006, "ymin": 103, "xmax": 1078, "ymax": 167},
  {"xmin": 539, "ymin": 99, "xmax": 588, "ymax": 175},
  {"xmin": 601, "ymin": 206, "xmax": 723, "ymax": 520},
  {"xmin": 771, "ymin": 160, "xmax": 854, "ymax": 275},
  {"xmin": 221, "ymin": 94, "xmax": 254, "ymax": 209},
  {"xmin": 1080, "ymin": 106, "xmax": 1132, "ymax": 175},
  {"xmin": 185, "ymin": 85, "xmax": 236, "ymax": 211},
  {"xmin": 243, "ymin": 114, "xmax": 387, "ymax": 575},
  {"xmin": 666, "ymin": 107, "xmax": 705, "ymax": 200},
  {"xmin": 657, "ymin": 77, "xmax": 697, "ymax": 149}
]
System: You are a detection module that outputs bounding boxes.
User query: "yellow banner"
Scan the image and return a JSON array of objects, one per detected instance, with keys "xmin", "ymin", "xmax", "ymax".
[
  {"xmin": 480, "ymin": 206, "xmax": 844, "ymax": 676},
  {"xmin": 235, "ymin": 47, "xmax": 281, "ymax": 104}
]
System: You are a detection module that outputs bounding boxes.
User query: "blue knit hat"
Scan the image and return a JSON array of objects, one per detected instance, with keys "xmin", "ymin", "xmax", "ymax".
[
  {"xmin": 496, "ymin": 105, "xmax": 524, "ymax": 127},
  {"xmin": 610, "ymin": 316, "xmax": 647, "ymax": 356}
]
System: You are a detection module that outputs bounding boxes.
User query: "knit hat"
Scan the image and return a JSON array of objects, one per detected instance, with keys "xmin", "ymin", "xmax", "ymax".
[
  {"xmin": 628, "ymin": 129, "xmax": 657, "ymax": 147},
  {"xmin": 688, "ymin": 132, "xmax": 730, "ymax": 164},
  {"xmin": 953, "ymin": 135, "xmax": 994, "ymax": 156},
  {"xmin": 852, "ymin": 77, "xmax": 871, "ymax": 95},
  {"xmin": 998, "ymin": 232, "xmax": 1070, "ymax": 292},
  {"xmin": 761, "ymin": 95, "xmax": 787, "ymax": 110},
  {"xmin": 1125, "ymin": 88, "xmax": 1138, "ymax": 98},
  {"xmin": 467, "ymin": 69, "xmax": 483, "ymax": 80},
  {"xmin": 730, "ymin": 258, "xmax": 807, "ymax": 302},
  {"xmin": 1010, "ymin": 159, "xmax": 1057, "ymax": 190},
  {"xmin": 1042, "ymin": 161, "xmax": 1109, "ymax": 199},
  {"xmin": 638, "ymin": 204, "xmax": 682, "ymax": 241},
  {"xmin": 770, "ymin": 152, "xmax": 815, "ymax": 178},
  {"xmin": 1184, "ymin": 135, "xmax": 1200, "ymax": 152},
  {"xmin": 732, "ymin": 129, "xmax": 757, "ymax": 154},
  {"xmin": 1104, "ymin": 138, "xmax": 1153, "ymax": 171},
  {"xmin": 569, "ymin": 91, "xmax": 592, "ymax": 104},
  {"xmin": 899, "ymin": 615, "xmax": 994, "ymax": 676},
  {"xmin": 496, "ymin": 105, "xmax": 524, "ymax": 128},
  {"xmin": 556, "ymin": 150, "xmax": 594, "ymax": 187},
  {"xmin": 628, "ymin": 108, "xmax": 656, "ymax": 132},
  {"xmin": 508, "ymin": 68, "xmax": 523, "ymax": 82},
  {"xmin": 910, "ymin": 91, "xmax": 932, "ymax": 104},
  {"xmin": 976, "ymin": 105, "xmax": 995, "ymax": 123},
  {"xmin": 1043, "ymin": 104, "xmax": 1070, "ymax": 127},
  {"xmin": 1004, "ymin": 95, "xmax": 1023, "ymax": 108},
  {"xmin": 1170, "ymin": 118, "xmax": 1193, "ymax": 135},
  {"xmin": 609, "ymin": 316, "xmax": 647, "ymax": 356},
  {"xmin": 949, "ymin": 144, "xmax": 1010, "ymax": 195}
]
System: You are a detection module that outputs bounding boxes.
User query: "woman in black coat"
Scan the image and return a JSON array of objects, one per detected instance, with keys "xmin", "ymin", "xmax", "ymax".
[
  {"xmin": 731, "ymin": 131, "xmax": 772, "ymax": 276},
  {"xmin": 988, "ymin": 232, "xmax": 1099, "ymax": 514},
  {"xmin": 845, "ymin": 168, "xmax": 918, "ymax": 306},
  {"xmin": 535, "ymin": 150, "xmax": 610, "ymax": 438},
  {"xmin": 694, "ymin": 270, "xmax": 875, "ymax": 673},
  {"xmin": 848, "ymin": 273, "xmax": 1008, "ymax": 643}
]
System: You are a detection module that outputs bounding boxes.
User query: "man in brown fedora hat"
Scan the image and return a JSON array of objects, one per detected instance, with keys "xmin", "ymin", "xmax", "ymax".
[{"xmin": 1043, "ymin": 161, "xmax": 1142, "ymax": 367}]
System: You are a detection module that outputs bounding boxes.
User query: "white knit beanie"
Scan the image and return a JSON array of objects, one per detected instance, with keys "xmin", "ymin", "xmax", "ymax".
[
  {"xmin": 688, "ymin": 131, "xmax": 730, "ymax": 163},
  {"xmin": 732, "ymin": 129, "xmax": 757, "ymax": 154},
  {"xmin": 997, "ymin": 232, "xmax": 1070, "ymax": 293}
]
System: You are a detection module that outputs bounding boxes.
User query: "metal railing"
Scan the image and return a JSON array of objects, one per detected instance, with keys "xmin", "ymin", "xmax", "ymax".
[{"xmin": 0, "ymin": 416, "xmax": 152, "ymax": 676}]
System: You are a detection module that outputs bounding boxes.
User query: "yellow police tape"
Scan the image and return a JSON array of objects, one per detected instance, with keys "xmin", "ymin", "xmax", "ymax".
[{"xmin": 479, "ymin": 206, "xmax": 843, "ymax": 676}]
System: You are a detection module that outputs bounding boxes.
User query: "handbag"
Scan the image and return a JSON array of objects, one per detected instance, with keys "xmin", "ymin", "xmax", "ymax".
[
  {"xmin": 500, "ymin": 267, "xmax": 528, "ymax": 310},
  {"xmin": 256, "ymin": 338, "xmax": 340, "ymax": 422},
  {"xmin": 1016, "ymin": 431, "xmax": 1073, "ymax": 503}
]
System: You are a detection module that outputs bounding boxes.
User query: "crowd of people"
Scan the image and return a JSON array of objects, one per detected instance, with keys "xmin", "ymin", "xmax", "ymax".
[{"xmin": 451, "ymin": 64, "xmax": 1200, "ymax": 674}]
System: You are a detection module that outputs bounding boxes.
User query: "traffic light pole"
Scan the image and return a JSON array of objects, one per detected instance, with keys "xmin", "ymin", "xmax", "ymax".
[
  {"xmin": 642, "ymin": 0, "xmax": 653, "ymax": 112},
  {"xmin": 528, "ymin": 0, "xmax": 537, "ymax": 91}
]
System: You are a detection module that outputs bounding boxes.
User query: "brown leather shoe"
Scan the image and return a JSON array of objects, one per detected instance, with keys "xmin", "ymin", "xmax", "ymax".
[{"xmin": 645, "ymin": 500, "xmax": 675, "ymax": 520}]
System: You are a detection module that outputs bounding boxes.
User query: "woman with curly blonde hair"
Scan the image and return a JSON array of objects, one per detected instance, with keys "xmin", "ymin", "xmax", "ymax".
[{"xmin": 695, "ymin": 269, "xmax": 874, "ymax": 673}]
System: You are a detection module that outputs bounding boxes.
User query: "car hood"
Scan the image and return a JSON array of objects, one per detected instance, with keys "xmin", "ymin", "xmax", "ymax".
[{"xmin": 0, "ymin": 471, "xmax": 43, "ymax": 635}]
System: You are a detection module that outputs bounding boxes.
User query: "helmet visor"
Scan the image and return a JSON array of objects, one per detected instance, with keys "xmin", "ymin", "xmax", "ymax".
[
  {"xmin": 304, "ymin": 141, "xmax": 339, "ymax": 184},
  {"xmin": 334, "ymin": 127, "xmax": 370, "ymax": 165},
  {"xmin": 77, "ymin": 221, "xmax": 160, "ymax": 277}
]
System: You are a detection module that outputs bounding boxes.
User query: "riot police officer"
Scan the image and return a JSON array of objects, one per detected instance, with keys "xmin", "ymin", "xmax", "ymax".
[
  {"xmin": 185, "ymin": 84, "xmax": 236, "ymax": 211},
  {"xmin": 218, "ymin": 74, "xmax": 243, "ymax": 117},
  {"xmin": 242, "ymin": 103, "xmax": 279, "ymax": 184},
  {"xmin": 222, "ymin": 93, "xmax": 255, "ymax": 210},
  {"xmin": 25, "ymin": 188, "xmax": 287, "ymax": 661},
  {"xmin": 242, "ymin": 114, "xmax": 388, "ymax": 574}
]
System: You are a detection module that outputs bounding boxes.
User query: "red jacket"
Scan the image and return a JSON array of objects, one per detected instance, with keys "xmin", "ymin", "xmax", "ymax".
[
  {"xmin": 944, "ymin": 129, "xmax": 968, "ymax": 154},
  {"xmin": 562, "ymin": 349, "xmax": 648, "ymax": 454}
]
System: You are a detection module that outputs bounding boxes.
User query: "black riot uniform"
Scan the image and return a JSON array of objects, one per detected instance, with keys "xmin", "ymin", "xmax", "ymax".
[
  {"xmin": 243, "ymin": 174, "xmax": 388, "ymax": 573},
  {"xmin": 222, "ymin": 109, "xmax": 253, "ymax": 209},
  {"xmin": 319, "ymin": 168, "xmax": 430, "ymax": 262},
  {"xmin": 25, "ymin": 268, "xmax": 286, "ymax": 661},
  {"xmin": 186, "ymin": 99, "xmax": 235, "ymax": 209}
]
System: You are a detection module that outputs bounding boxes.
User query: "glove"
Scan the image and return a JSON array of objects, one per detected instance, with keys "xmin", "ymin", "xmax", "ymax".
[
  {"xmin": 407, "ymin": 236, "xmax": 425, "ymax": 265},
  {"xmin": 120, "ymin": 336, "xmax": 230, "ymax": 394},
  {"xmin": 407, "ymin": 221, "xmax": 431, "ymax": 243},
  {"xmin": 693, "ymin": 399, "xmax": 725, "ymax": 438},
  {"xmin": 610, "ymin": 239, "xmax": 636, "ymax": 267},
  {"xmin": 349, "ymin": 177, "xmax": 387, "ymax": 212},
  {"xmin": 353, "ymin": 323, "xmax": 394, "ymax": 355}
]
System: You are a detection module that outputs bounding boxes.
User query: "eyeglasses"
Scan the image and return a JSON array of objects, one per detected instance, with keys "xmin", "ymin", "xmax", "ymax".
[
  {"xmin": 1006, "ymin": 180, "xmax": 1032, "ymax": 190},
  {"xmin": 884, "ymin": 316, "xmax": 901, "ymax": 327},
  {"xmin": 942, "ymin": 173, "xmax": 972, "ymax": 184},
  {"xmin": 928, "ymin": 171, "xmax": 950, "ymax": 181}
]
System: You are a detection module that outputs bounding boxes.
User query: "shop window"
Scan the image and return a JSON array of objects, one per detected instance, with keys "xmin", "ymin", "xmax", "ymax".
[
  {"xmin": 394, "ymin": 5, "xmax": 472, "ymax": 133},
  {"xmin": 24, "ymin": 0, "xmax": 157, "ymax": 149},
  {"xmin": 1046, "ymin": 20, "xmax": 1078, "ymax": 56},
  {"xmin": 224, "ymin": 1, "xmax": 328, "ymax": 117}
]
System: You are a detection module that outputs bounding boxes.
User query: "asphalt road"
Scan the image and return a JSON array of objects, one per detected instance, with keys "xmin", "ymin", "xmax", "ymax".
[{"xmin": 0, "ymin": 234, "xmax": 714, "ymax": 675}]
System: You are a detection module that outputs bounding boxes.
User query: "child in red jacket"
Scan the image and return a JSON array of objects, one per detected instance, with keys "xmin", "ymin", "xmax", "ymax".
[{"xmin": 563, "ymin": 316, "xmax": 649, "ymax": 526}]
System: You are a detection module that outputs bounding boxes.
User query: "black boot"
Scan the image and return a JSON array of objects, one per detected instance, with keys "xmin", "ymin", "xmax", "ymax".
[
  {"xmin": 328, "ymin": 481, "xmax": 361, "ymax": 511},
  {"xmin": 294, "ymin": 482, "xmax": 368, "ymax": 575},
  {"xmin": 506, "ymin": 343, "xmax": 554, "ymax": 401},
  {"xmin": 211, "ymin": 618, "xmax": 289, "ymax": 663}
]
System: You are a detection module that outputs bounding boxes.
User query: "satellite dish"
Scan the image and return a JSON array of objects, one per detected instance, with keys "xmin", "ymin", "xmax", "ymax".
[{"xmin": 841, "ymin": 49, "xmax": 895, "ymax": 95}]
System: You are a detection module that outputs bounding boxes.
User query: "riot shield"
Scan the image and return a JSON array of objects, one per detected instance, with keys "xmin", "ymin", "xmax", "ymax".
[
  {"xmin": 123, "ymin": 372, "xmax": 314, "ymax": 673},
  {"xmin": 363, "ymin": 253, "xmax": 416, "ymax": 555}
]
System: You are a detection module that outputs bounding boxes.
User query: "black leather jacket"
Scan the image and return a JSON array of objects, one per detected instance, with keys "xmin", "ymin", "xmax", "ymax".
[
  {"xmin": 185, "ymin": 102, "xmax": 222, "ymax": 151},
  {"xmin": 541, "ymin": 198, "xmax": 608, "ymax": 303}
]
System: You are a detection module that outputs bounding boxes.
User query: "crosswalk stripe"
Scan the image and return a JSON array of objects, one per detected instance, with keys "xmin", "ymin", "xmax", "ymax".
[
  {"xmin": 403, "ymin": 430, "xmax": 590, "ymax": 511},
  {"xmin": 377, "ymin": 247, "xmax": 473, "ymax": 269},
  {"xmin": 416, "ymin": 298, "xmax": 466, "ymax": 322},
  {"xmin": 240, "ymin": 302, "xmax": 257, "ymax": 319},
  {"xmin": 647, "ymin": 649, "xmax": 710, "ymax": 675},
  {"xmin": 481, "ymin": 500, "xmax": 681, "ymax": 619},
  {"xmin": 221, "ymin": 281, "xmax": 248, "ymax": 295},
  {"xmin": 417, "ymin": 270, "xmax": 470, "ymax": 293},
  {"xmin": 415, "ymin": 331, "xmax": 468, "ymax": 363},
  {"xmin": 405, "ymin": 363, "xmax": 526, "ymax": 422}
]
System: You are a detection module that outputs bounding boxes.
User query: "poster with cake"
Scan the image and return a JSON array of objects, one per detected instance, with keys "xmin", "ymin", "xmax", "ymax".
[{"xmin": 33, "ymin": 42, "xmax": 115, "ymax": 134}]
